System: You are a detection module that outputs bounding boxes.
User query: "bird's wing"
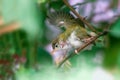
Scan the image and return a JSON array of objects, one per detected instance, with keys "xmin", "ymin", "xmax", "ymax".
[
  {"xmin": 76, "ymin": 27, "xmax": 90, "ymax": 40},
  {"xmin": 47, "ymin": 11, "xmax": 75, "ymax": 29},
  {"xmin": 75, "ymin": 18, "xmax": 85, "ymax": 28}
]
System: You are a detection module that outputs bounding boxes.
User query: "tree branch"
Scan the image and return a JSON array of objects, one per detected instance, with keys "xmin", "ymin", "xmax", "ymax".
[
  {"xmin": 63, "ymin": 0, "xmax": 99, "ymax": 34},
  {"xmin": 0, "ymin": 22, "xmax": 20, "ymax": 36},
  {"xmin": 0, "ymin": 17, "xmax": 4, "ymax": 26}
]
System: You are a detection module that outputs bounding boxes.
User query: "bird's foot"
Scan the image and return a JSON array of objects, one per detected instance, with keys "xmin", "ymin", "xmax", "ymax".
[{"xmin": 74, "ymin": 49, "xmax": 79, "ymax": 55}]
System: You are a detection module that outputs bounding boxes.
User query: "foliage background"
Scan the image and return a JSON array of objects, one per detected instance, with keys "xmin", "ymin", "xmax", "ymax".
[{"xmin": 0, "ymin": 0, "xmax": 120, "ymax": 80}]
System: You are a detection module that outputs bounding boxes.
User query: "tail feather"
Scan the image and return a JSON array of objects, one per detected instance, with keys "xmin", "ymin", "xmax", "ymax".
[
  {"xmin": 61, "ymin": 60, "xmax": 72, "ymax": 70},
  {"xmin": 54, "ymin": 56, "xmax": 71, "ymax": 69}
]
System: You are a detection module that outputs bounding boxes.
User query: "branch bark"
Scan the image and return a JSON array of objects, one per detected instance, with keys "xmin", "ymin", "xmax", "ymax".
[
  {"xmin": 0, "ymin": 17, "xmax": 21, "ymax": 35},
  {"xmin": 0, "ymin": 22, "xmax": 20, "ymax": 36}
]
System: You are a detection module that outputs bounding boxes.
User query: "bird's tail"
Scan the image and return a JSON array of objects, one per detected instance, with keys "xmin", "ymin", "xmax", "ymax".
[
  {"xmin": 61, "ymin": 60, "xmax": 71, "ymax": 70},
  {"xmin": 54, "ymin": 56, "xmax": 71, "ymax": 69}
]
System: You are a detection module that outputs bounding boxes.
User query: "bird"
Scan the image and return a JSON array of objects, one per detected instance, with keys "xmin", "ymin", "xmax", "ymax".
[{"xmin": 47, "ymin": 11, "xmax": 96, "ymax": 66}]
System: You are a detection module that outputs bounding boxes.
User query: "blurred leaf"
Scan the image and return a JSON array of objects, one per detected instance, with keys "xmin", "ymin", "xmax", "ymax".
[
  {"xmin": 110, "ymin": 18, "xmax": 120, "ymax": 38},
  {"xmin": 38, "ymin": 0, "xmax": 47, "ymax": 4},
  {"xmin": 37, "ymin": 47, "xmax": 52, "ymax": 65},
  {"xmin": 49, "ymin": 0, "xmax": 64, "ymax": 10},
  {"xmin": 8, "ymin": 47, "xmax": 16, "ymax": 54},
  {"xmin": 103, "ymin": 35, "xmax": 120, "ymax": 69},
  {"xmin": 1, "ymin": 0, "xmax": 43, "ymax": 40}
]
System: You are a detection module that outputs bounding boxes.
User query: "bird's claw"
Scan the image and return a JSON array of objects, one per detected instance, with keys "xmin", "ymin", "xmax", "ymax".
[{"xmin": 74, "ymin": 49, "xmax": 79, "ymax": 55}]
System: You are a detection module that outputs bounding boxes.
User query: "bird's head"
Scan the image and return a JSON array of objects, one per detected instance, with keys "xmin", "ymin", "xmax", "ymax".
[
  {"xmin": 51, "ymin": 38, "xmax": 63, "ymax": 55},
  {"xmin": 51, "ymin": 37, "xmax": 69, "ymax": 55}
]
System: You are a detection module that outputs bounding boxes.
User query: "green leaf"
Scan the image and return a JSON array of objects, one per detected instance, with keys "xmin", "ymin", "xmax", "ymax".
[
  {"xmin": 50, "ymin": 0, "xmax": 64, "ymax": 10},
  {"xmin": 110, "ymin": 18, "xmax": 120, "ymax": 38}
]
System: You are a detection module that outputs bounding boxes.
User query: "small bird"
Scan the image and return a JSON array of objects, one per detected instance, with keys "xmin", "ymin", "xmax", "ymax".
[{"xmin": 48, "ymin": 11, "xmax": 96, "ymax": 66}]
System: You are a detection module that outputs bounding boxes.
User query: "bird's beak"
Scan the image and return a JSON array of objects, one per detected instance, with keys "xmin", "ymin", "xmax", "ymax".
[{"xmin": 51, "ymin": 49, "xmax": 57, "ymax": 55}]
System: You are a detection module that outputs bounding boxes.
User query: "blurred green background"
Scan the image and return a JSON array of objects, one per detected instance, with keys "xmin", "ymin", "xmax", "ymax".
[{"xmin": 0, "ymin": 0, "xmax": 120, "ymax": 80}]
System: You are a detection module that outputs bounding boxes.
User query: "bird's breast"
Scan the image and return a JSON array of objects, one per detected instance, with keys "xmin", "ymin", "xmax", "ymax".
[{"xmin": 67, "ymin": 31, "xmax": 84, "ymax": 48}]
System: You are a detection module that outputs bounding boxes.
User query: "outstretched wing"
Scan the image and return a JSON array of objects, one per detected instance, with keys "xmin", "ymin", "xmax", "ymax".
[{"xmin": 47, "ymin": 11, "xmax": 75, "ymax": 29}]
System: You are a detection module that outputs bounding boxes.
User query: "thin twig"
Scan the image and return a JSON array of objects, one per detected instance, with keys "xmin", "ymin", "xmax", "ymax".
[
  {"xmin": 58, "ymin": 30, "xmax": 108, "ymax": 68},
  {"xmin": 72, "ymin": 1, "xmax": 90, "ymax": 7},
  {"xmin": 63, "ymin": 0, "xmax": 98, "ymax": 34}
]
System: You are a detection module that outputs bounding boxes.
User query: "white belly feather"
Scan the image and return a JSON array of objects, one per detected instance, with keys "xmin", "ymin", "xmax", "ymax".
[
  {"xmin": 67, "ymin": 31, "xmax": 93, "ymax": 50},
  {"xmin": 68, "ymin": 31, "xmax": 83, "ymax": 48}
]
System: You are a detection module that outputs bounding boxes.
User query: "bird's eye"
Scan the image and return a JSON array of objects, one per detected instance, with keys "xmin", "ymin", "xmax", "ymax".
[{"xmin": 55, "ymin": 44, "xmax": 58, "ymax": 48}]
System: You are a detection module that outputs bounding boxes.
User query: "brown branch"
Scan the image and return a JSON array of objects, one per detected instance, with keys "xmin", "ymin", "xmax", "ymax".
[
  {"xmin": 0, "ymin": 22, "xmax": 20, "ymax": 36},
  {"xmin": 63, "ymin": 0, "xmax": 99, "ymax": 34},
  {"xmin": 0, "ymin": 17, "xmax": 4, "ymax": 26},
  {"xmin": 58, "ymin": 30, "xmax": 108, "ymax": 68}
]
